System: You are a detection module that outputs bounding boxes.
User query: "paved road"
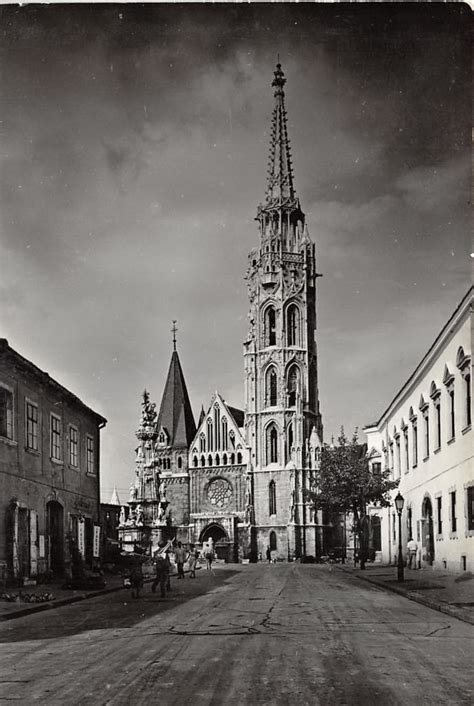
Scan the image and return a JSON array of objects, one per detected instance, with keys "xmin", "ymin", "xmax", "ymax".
[{"xmin": 0, "ymin": 564, "xmax": 472, "ymax": 705}]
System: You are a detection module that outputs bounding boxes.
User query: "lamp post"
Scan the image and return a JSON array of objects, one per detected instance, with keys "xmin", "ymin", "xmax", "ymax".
[{"xmin": 395, "ymin": 491, "xmax": 405, "ymax": 582}]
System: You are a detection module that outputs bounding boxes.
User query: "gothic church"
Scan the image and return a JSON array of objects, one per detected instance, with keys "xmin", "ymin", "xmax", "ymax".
[{"xmin": 120, "ymin": 64, "xmax": 325, "ymax": 561}]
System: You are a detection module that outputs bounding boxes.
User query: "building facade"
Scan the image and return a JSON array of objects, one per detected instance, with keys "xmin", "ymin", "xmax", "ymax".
[
  {"xmin": 0, "ymin": 338, "xmax": 107, "ymax": 584},
  {"xmin": 119, "ymin": 64, "xmax": 326, "ymax": 561},
  {"xmin": 364, "ymin": 288, "xmax": 473, "ymax": 573}
]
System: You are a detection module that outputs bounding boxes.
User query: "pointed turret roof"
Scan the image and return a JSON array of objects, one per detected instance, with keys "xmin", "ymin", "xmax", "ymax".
[
  {"xmin": 109, "ymin": 486, "xmax": 121, "ymax": 506},
  {"xmin": 156, "ymin": 350, "xmax": 196, "ymax": 448},
  {"xmin": 264, "ymin": 63, "xmax": 297, "ymax": 209}
]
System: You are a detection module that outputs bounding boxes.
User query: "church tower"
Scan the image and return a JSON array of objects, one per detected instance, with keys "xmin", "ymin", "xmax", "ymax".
[{"xmin": 244, "ymin": 63, "xmax": 323, "ymax": 560}]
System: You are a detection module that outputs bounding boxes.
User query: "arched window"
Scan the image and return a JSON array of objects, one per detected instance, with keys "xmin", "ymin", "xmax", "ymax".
[
  {"xmin": 287, "ymin": 304, "xmax": 299, "ymax": 347},
  {"xmin": 200, "ymin": 455, "xmax": 205, "ymax": 467},
  {"xmin": 177, "ymin": 456, "xmax": 183, "ymax": 469},
  {"xmin": 237, "ymin": 452, "xmax": 242, "ymax": 464},
  {"xmin": 193, "ymin": 455, "xmax": 198, "ymax": 468},
  {"xmin": 269, "ymin": 480, "xmax": 276, "ymax": 516},
  {"xmin": 214, "ymin": 404, "xmax": 221, "ymax": 450},
  {"xmin": 200, "ymin": 433, "xmax": 206, "ymax": 453},
  {"xmin": 265, "ymin": 306, "xmax": 277, "ymax": 346},
  {"xmin": 229, "ymin": 430, "xmax": 235, "ymax": 449},
  {"xmin": 208, "ymin": 454, "xmax": 213, "ymax": 466},
  {"xmin": 222, "ymin": 417, "xmax": 228, "ymax": 449},
  {"xmin": 207, "ymin": 418, "xmax": 213, "ymax": 452},
  {"xmin": 266, "ymin": 423, "xmax": 278, "ymax": 464},
  {"xmin": 223, "ymin": 453, "xmax": 228, "ymax": 465},
  {"xmin": 269, "ymin": 530, "xmax": 277, "ymax": 551},
  {"xmin": 215, "ymin": 454, "xmax": 220, "ymax": 466},
  {"xmin": 266, "ymin": 366, "xmax": 278, "ymax": 407},
  {"xmin": 287, "ymin": 421, "xmax": 294, "ymax": 462},
  {"xmin": 230, "ymin": 452, "xmax": 235, "ymax": 464},
  {"xmin": 287, "ymin": 365, "xmax": 299, "ymax": 407}
]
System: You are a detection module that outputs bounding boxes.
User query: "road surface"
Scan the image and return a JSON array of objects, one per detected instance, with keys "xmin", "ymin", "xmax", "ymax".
[{"xmin": 0, "ymin": 564, "xmax": 472, "ymax": 705}]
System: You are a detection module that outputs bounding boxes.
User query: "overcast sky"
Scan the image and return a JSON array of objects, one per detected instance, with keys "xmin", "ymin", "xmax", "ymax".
[{"xmin": 1, "ymin": 4, "xmax": 471, "ymax": 503}]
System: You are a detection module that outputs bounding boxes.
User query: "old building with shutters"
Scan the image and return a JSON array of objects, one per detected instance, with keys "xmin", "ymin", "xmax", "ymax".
[
  {"xmin": 121, "ymin": 64, "xmax": 326, "ymax": 561},
  {"xmin": 0, "ymin": 338, "xmax": 107, "ymax": 585}
]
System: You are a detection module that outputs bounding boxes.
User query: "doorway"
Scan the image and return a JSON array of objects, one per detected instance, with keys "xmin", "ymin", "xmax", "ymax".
[
  {"xmin": 47, "ymin": 501, "xmax": 64, "ymax": 576},
  {"xmin": 201, "ymin": 524, "xmax": 229, "ymax": 562},
  {"xmin": 421, "ymin": 497, "xmax": 434, "ymax": 565}
]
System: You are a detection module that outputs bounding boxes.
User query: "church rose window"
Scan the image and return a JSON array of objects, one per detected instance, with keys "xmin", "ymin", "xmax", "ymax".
[{"xmin": 207, "ymin": 478, "xmax": 233, "ymax": 508}]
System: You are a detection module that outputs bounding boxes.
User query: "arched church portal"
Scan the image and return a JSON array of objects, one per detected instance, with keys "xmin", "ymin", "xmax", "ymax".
[{"xmin": 200, "ymin": 523, "xmax": 230, "ymax": 562}]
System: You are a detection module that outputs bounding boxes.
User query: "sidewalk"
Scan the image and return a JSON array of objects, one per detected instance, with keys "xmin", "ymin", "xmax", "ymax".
[
  {"xmin": 0, "ymin": 573, "xmax": 131, "ymax": 622},
  {"xmin": 338, "ymin": 563, "xmax": 474, "ymax": 625}
]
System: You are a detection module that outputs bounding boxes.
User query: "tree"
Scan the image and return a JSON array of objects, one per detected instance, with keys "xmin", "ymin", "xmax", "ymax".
[{"xmin": 307, "ymin": 429, "xmax": 399, "ymax": 569}]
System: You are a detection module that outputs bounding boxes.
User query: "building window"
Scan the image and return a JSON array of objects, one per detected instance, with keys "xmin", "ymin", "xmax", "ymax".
[
  {"xmin": 422, "ymin": 408, "xmax": 429, "ymax": 458},
  {"xmin": 412, "ymin": 419, "xmax": 418, "ymax": 467},
  {"xmin": 26, "ymin": 401, "xmax": 39, "ymax": 450},
  {"xmin": 177, "ymin": 456, "xmax": 182, "ymax": 469},
  {"xmin": 266, "ymin": 424, "xmax": 278, "ymax": 464},
  {"xmin": 402, "ymin": 426, "xmax": 409, "ymax": 472},
  {"xmin": 436, "ymin": 496, "xmax": 442, "ymax": 535},
  {"xmin": 388, "ymin": 441, "xmax": 394, "ymax": 473},
  {"xmin": 287, "ymin": 421, "xmax": 294, "ymax": 462},
  {"xmin": 395, "ymin": 435, "xmax": 401, "ymax": 478},
  {"xmin": 69, "ymin": 425, "xmax": 78, "ymax": 467},
  {"xmin": 200, "ymin": 433, "xmax": 206, "ymax": 453},
  {"xmin": 467, "ymin": 486, "xmax": 474, "ymax": 532},
  {"xmin": 465, "ymin": 373, "xmax": 471, "ymax": 428},
  {"xmin": 450, "ymin": 491, "xmax": 457, "ymax": 533},
  {"xmin": 448, "ymin": 387, "xmax": 455, "ymax": 440},
  {"xmin": 266, "ymin": 367, "xmax": 278, "ymax": 407},
  {"xmin": 237, "ymin": 451, "xmax": 242, "ymax": 464},
  {"xmin": 430, "ymin": 384, "xmax": 441, "ymax": 450},
  {"xmin": 207, "ymin": 418, "xmax": 213, "ymax": 452},
  {"xmin": 200, "ymin": 455, "xmax": 205, "ymax": 467},
  {"xmin": 230, "ymin": 452, "xmax": 235, "ymax": 464},
  {"xmin": 287, "ymin": 365, "xmax": 299, "ymax": 407},
  {"xmin": 287, "ymin": 305, "xmax": 299, "ymax": 347},
  {"xmin": 0, "ymin": 386, "xmax": 13, "ymax": 440},
  {"xmin": 222, "ymin": 417, "xmax": 228, "ymax": 448},
  {"xmin": 214, "ymin": 404, "xmax": 221, "ymax": 450},
  {"xmin": 50, "ymin": 414, "xmax": 62, "ymax": 461},
  {"xmin": 269, "ymin": 530, "xmax": 277, "ymax": 551},
  {"xmin": 208, "ymin": 454, "xmax": 213, "ymax": 466},
  {"xmin": 193, "ymin": 455, "xmax": 198, "ymax": 468},
  {"xmin": 86, "ymin": 435, "xmax": 94, "ymax": 474},
  {"xmin": 265, "ymin": 306, "xmax": 277, "ymax": 346},
  {"xmin": 372, "ymin": 462, "xmax": 382, "ymax": 476},
  {"xmin": 269, "ymin": 480, "xmax": 276, "ymax": 516},
  {"xmin": 229, "ymin": 430, "xmax": 235, "ymax": 449}
]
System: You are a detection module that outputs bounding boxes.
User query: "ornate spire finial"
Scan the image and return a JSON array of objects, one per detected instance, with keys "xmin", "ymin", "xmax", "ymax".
[{"xmin": 171, "ymin": 320, "xmax": 178, "ymax": 351}]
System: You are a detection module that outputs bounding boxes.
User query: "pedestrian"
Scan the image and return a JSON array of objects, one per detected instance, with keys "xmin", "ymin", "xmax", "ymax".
[
  {"xmin": 152, "ymin": 550, "xmax": 170, "ymax": 598},
  {"xmin": 174, "ymin": 541, "xmax": 188, "ymax": 579},
  {"xmin": 270, "ymin": 549, "xmax": 277, "ymax": 564},
  {"xmin": 407, "ymin": 537, "xmax": 418, "ymax": 569},
  {"xmin": 205, "ymin": 548, "xmax": 215, "ymax": 570},
  {"xmin": 266, "ymin": 546, "xmax": 271, "ymax": 563},
  {"xmin": 129, "ymin": 560, "xmax": 143, "ymax": 599},
  {"xmin": 188, "ymin": 543, "xmax": 199, "ymax": 578}
]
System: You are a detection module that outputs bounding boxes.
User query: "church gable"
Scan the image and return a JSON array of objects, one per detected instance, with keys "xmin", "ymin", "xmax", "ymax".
[{"xmin": 189, "ymin": 392, "xmax": 247, "ymax": 469}]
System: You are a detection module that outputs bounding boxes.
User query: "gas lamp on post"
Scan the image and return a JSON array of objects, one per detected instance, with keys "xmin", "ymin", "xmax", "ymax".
[{"xmin": 394, "ymin": 491, "xmax": 405, "ymax": 582}]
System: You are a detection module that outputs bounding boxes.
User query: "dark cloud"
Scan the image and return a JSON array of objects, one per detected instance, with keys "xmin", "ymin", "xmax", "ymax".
[{"xmin": 0, "ymin": 3, "xmax": 470, "ymax": 500}]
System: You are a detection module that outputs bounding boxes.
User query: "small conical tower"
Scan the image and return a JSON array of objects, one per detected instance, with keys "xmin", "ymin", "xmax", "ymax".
[
  {"xmin": 155, "ymin": 323, "xmax": 196, "ymax": 542},
  {"xmin": 244, "ymin": 63, "xmax": 323, "ymax": 562},
  {"xmin": 109, "ymin": 486, "xmax": 121, "ymax": 506}
]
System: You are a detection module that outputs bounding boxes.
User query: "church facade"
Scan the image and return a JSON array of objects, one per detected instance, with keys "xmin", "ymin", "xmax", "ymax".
[{"xmin": 119, "ymin": 64, "xmax": 326, "ymax": 561}]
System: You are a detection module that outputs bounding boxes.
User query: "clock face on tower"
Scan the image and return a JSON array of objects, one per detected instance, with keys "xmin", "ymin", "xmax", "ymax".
[{"xmin": 207, "ymin": 478, "xmax": 233, "ymax": 508}]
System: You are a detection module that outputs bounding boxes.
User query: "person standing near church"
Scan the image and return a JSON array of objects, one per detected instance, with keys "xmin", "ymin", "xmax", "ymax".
[
  {"xmin": 175, "ymin": 541, "xmax": 188, "ymax": 579},
  {"xmin": 407, "ymin": 537, "xmax": 418, "ymax": 569}
]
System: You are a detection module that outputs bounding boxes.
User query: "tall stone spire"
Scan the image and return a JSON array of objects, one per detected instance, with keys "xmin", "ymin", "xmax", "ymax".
[
  {"xmin": 265, "ymin": 62, "xmax": 296, "ymax": 206},
  {"xmin": 256, "ymin": 62, "xmax": 305, "ymax": 254}
]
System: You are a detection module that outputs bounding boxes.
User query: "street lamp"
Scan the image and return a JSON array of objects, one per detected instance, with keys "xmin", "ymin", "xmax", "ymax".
[{"xmin": 394, "ymin": 491, "xmax": 405, "ymax": 582}]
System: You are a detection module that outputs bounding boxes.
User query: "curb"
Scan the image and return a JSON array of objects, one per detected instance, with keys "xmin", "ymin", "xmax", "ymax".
[{"xmin": 338, "ymin": 566, "xmax": 474, "ymax": 626}]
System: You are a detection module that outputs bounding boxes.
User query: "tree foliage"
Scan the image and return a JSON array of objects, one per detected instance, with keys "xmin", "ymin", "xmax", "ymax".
[{"xmin": 308, "ymin": 428, "xmax": 399, "ymax": 568}]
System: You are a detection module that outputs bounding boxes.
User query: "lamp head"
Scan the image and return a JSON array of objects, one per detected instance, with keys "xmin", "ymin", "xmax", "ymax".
[{"xmin": 394, "ymin": 491, "xmax": 404, "ymax": 514}]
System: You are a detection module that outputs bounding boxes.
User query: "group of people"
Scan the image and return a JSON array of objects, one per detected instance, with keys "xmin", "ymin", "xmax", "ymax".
[
  {"xmin": 128, "ymin": 540, "xmax": 215, "ymax": 599},
  {"xmin": 266, "ymin": 546, "xmax": 278, "ymax": 564}
]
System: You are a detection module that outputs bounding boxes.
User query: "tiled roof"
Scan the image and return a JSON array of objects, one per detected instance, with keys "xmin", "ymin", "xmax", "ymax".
[
  {"xmin": 157, "ymin": 351, "xmax": 196, "ymax": 448},
  {"xmin": 227, "ymin": 405, "xmax": 244, "ymax": 428}
]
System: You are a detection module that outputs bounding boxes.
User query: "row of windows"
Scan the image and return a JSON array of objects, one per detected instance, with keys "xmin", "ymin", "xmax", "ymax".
[
  {"xmin": 0, "ymin": 386, "xmax": 95, "ymax": 473},
  {"xmin": 265, "ymin": 364, "xmax": 300, "ymax": 407},
  {"xmin": 386, "ymin": 350, "xmax": 471, "ymax": 476},
  {"xmin": 200, "ymin": 406, "xmax": 236, "ymax": 453},
  {"xmin": 393, "ymin": 488, "xmax": 474, "ymax": 542},
  {"xmin": 264, "ymin": 304, "xmax": 301, "ymax": 348},
  {"xmin": 192, "ymin": 452, "xmax": 243, "ymax": 468}
]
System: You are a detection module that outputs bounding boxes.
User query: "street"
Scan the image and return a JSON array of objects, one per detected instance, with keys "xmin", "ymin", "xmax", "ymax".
[{"xmin": 0, "ymin": 564, "xmax": 472, "ymax": 705}]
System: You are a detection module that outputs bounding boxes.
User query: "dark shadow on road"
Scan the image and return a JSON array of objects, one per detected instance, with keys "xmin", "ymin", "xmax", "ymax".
[{"xmin": 0, "ymin": 568, "xmax": 240, "ymax": 643}]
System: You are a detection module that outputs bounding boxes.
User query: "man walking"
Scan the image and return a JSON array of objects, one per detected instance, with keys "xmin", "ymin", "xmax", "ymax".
[
  {"xmin": 175, "ymin": 541, "xmax": 188, "ymax": 579},
  {"xmin": 407, "ymin": 537, "xmax": 418, "ymax": 569}
]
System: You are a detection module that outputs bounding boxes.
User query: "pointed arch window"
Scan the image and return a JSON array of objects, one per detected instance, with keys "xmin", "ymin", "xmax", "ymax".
[
  {"xmin": 207, "ymin": 418, "xmax": 213, "ymax": 452},
  {"xmin": 287, "ymin": 304, "xmax": 300, "ymax": 347},
  {"xmin": 269, "ymin": 530, "xmax": 277, "ymax": 551},
  {"xmin": 214, "ymin": 404, "xmax": 221, "ymax": 450},
  {"xmin": 177, "ymin": 456, "xmax": 183, "ymax": 469},
  {"xmin": 265, "ymin": 306, "xmax": 277, "ymax": 346},
  {"xmin": 287, "ymin": 365, "xmax": 299, "ymax": 407},
  {"xmin": 200, "ymin": 455, "xmax": 205, "ymax": 467},
  {"xmin": 215, "ymin": 454, "xmax": 220, "ymax": 466},
  {"xmin": 266, "ymin": 366, "xmax": 278, "ymax": 407},
  {"xmin": 287, "ymin": 421, "xmax": 294, "ymax": 462},
  {"xmin": 237, "ymin": 451, "xmax": 242, "ymax": 464},
  {"xmin": 223, "ymin": 453, "xmax": 228, "ymax": 465},
  {"xmin": 208, "ymin": 454, "xmax": 213, "ymax": 467},
  {"xmin": 230, "ymin": 452, "xmax": 235, "ymax": 465},
  {"xmin": 200, "ymin": 433, "xmax": 206, "ymax": 453},
  {"xmin": 269, "ymin": 480, "xmax": 276, "ymax": 516},
  {"xmin": 266, "ymin": 423, "xmax": 278, "ymax": 464},
  {"xmin": 222, "ymin": 417, "xmax": 228, "ymax": 449},
  {"xmin": 193, "ymin": 455, "xmax": 198, "ymax": 468},
  {"xmin": 229, "ymin": 430, "xmax": 235, "ymax": 449}
]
